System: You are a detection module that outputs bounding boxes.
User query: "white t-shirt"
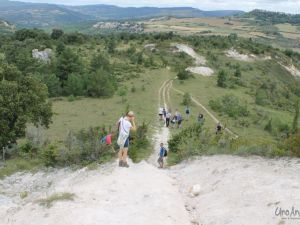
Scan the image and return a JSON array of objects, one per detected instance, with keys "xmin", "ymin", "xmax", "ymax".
[
  {"xmin": 159, "ymin": 108, "xmax": 163, "ymax": 114},
  {"xmin": 118, "ymin": 117, "xmax": 132, "ymax": 136},
  {"xmin": 166, "ymin": 112, "xmax": 171, "ymax": 119}
]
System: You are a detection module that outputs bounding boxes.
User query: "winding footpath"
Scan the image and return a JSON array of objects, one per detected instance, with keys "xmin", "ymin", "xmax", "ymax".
[{"xmin": 1, "ymin": 79, "xmax": 300, "ymax": 225}]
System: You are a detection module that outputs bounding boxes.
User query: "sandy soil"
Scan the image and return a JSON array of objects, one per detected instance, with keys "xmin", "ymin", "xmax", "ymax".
[
  {"xmin": 171, "ymin": 43, "xmax": 214, "ymax": 76},
  {"xmin": 172, "ymin": 44, "xmax": 207, "ymax": 65},
  {"xmin": 172, "ymin": 155, "xmax": 300, "ymax": 225},
  {"xmin": 186, "ymin": 67, "xmax": 214, "ymax": 76}
]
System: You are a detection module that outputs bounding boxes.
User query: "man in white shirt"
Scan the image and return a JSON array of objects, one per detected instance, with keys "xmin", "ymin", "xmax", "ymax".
[{"xmin": 117, "ymin": 111, "xmax": 137, "ymax": 168}]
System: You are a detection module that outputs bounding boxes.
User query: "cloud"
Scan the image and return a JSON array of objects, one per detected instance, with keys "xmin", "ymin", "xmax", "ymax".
[{"xmin": 15, "ymin": 0, "xmax": 300, "ymax": 13}]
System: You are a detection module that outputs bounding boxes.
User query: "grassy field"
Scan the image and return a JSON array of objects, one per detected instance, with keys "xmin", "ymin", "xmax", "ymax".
[
  {"xmin": 171, "ymin": 67, "xmax": 296, "ymax": 143},
  {"xmin": 44, "ymin": 68, "xmax": 174, "ymax": 141}
]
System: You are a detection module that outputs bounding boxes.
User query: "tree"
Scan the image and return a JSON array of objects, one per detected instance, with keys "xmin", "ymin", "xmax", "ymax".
[
  {"xmin": 234, "ymin": 67, "xmax": 241, "ymax": 77},
  {"xmin": 0, "ymin": 77, "xmax": 52, "ymax": 148},
  {"xmin": 64, "ymin": 73, "xmax": 85, "ymax": 96},
  {"xmin": 90, "ymin": 53, "xmax": 110, "ymax": 72},
  {"xmin": 56, "ymin": 42, "xmax": 65, "ymax": 56},
  {"xmin": 118, "ymin": 88, "xmax": 127, "ymax": 103},
  {"xmin": 292, "ymin": 100, "xmax": 299, "ymax": 134},
  {"xmin": 86, "ymin": 70, "xmax": 116, "ymax": 97},
  {"xmin": 56, "ymin": 48, "xmax": 82, "ymax": 85},
  {"xmin": 182, "ymin": 93, "xmax": 192, "ymax": 107},
  {"xmin": 0, "ymin": 63, "xmax": 22, "ymax": 81},
  {"xmin": 177, "ymin": 69, "xmax": 190, "ymax": 80},
  {"xmin": 39, "ymin": 73, "xmax": 61, "ymax": 97},
  {"xmin": 106, "ymin": 38, "xmax": 116, "ymax": 54},
  {"xmin": 217, "ymin": 70, "xmax": 227, "ymax": 87},
  {"xmin": 51, "ymin": 29, "xmax": 64, "ymax": 40}
]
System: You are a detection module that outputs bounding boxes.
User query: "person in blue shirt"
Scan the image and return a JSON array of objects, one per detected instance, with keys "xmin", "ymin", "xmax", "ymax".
[{"xmin": 157, "ymin": 143, "xmax": 167, "ymax": 168}]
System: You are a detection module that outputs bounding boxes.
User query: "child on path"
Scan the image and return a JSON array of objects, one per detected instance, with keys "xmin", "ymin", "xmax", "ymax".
[{"xmin": 158, "ymin": 143, "xmax": 167, "ymax": 168}]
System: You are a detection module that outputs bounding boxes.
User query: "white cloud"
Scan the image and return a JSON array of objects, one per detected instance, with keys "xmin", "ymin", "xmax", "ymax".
[{"xmin": 15, "ymin": 0, "xmax": 300, "ymax": 13}]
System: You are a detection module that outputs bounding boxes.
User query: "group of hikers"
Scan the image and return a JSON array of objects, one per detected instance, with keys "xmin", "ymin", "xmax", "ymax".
[
  {"xmin": 101, "ymin": 108, "xmax": 224, "ymax": 169},
  {"xmin": 158, "ymin": 107, "xmax": 184, "ymax": 128},
  {"xmin": 158, "ymin": 106, "xmax": 207, "ymax": 128}
]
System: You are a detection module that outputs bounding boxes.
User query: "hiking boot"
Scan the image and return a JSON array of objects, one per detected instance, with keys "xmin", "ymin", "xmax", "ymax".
[
  {"xmin": 119, "ymin": 161, "xmax": 124, "ymax": 167},
  {"xmin": 123, "ymin": 162, "xmax": 130, "ymax": 168}
]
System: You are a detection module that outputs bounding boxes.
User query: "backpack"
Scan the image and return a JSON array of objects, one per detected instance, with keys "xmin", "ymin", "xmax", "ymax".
[{"xmin": 163, "ymin": 148, "xmax": 168, "ymax": 157}]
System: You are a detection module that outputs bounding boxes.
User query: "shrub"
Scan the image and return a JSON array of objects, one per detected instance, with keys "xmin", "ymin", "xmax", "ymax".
[
  {"xmin": 177, "ymin": 69, "xmax": 191, "ymax": 80},
  {"xmin": 209, "ymin": 95, "xmax": 249, "ymax": 118},
  {"xmin": 86, "ymin": 70, "xmax": 117, "ymax": 98},
  {"xmin": 128, "ymin": 122, "xmax": 150, "ymax": 163},
  {"xmin": 217, "ymin": 70, "xmax": 227, "ymax": 88},
  {"xmin": 182, "ymin": 93, "xmax": 192, "ymax": 106},
  {"xmin": 67, "ymin": 95, "xmax": 76, "ymax": 102},
  {"xmin": 284, "ymin": 132, "xmax": 300, "ymax": 157},
  {"xmin": 42, "ymin": 144, "xmax": 59, "ymax": 167},
  {"xmin": 64, "ymin": 74, "xmax": 85, "ymax": 96},
  {"xmin": 264, "ymin": 119, "xmax": 273, "ymax": 133}
]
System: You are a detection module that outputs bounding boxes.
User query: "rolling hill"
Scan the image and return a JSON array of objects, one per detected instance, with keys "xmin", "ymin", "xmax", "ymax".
[
  {"xmin": 0, "ymin": 0, "xmax": 244, "ymax": 28},
  {"xmin": 66, "ymin": 5, "xmax": 244, "ymax": 21}
]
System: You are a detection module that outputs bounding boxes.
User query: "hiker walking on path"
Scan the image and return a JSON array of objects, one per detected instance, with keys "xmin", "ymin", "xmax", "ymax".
[
  {"xmin": 157, "ymin": 143, "xmax": 167, "ymax": 168},
  {"xmin": 185, "ymin": 106, "xmax": 190, "ymax": 120},
  {"xmin": 177, "ymin": 112, "xmax": 183, "ymax": 128},
  {"xmin": 216, "ymin": 122, "xmax": 222, "ymax": 135},
  {"xmin": 198, "ymin": 112, "xmax": 204, "ymax": 124},
  {"xmin": 163, "ymin": 108, "xmax": 167, "ymax": 119},
  {"xmin": 117, "ymin": 111, "xmax": 137, "ymax": 168},
  {"xmin": 158, "ymin": 107, "xmax": 164, "ymax": 121},
  {"xmin": 165, "ymin": 110, "xmax": 171, "ymax": 128}
]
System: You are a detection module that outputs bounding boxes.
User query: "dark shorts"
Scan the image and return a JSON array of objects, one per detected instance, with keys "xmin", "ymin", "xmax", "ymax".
[
  {"xmin": 157, "ymin": 157, "xmax": 164, "ymax": 163},
  {"xmin": 124, "ymin": 137, "xmax": 130, "ymax": 148},
  {"xmin": 178, "ymin": 120, "xmax": 182, "ymax": 125}
]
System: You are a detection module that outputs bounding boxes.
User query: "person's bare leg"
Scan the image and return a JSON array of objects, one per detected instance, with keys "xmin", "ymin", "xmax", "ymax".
[
  {"xmin": 118, "ymin": 149, "xmax": 124, "ymax": 166},
  {"xmin": 123, "ymin": 149, "xmax": 128, "ymax": 161}
]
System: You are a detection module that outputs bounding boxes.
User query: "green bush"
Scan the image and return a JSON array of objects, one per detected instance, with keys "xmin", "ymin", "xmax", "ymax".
[
  {"xmin": 284, "ymin": 132, "xmax": 300, "ymax": 157},
  {"xmin": 177, "ymin": 69, "xmax": 191, "ymax": 80},
  {"xmin": 209, "ymin": 95, "xmax": 249, "ymax": 118},
  {"xmin": 128, "ymin": 122, "xmax": 150, "ymax": 163}
]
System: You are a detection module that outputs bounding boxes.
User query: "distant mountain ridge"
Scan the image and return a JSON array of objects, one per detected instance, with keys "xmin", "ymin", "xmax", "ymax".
[
  {"xmin": 243, "ymin": 9, "xmax": 300, "ymax": 25},
  {"xmin": 0, "ymin": 1, "xmax": 244, "ymax": 28}
]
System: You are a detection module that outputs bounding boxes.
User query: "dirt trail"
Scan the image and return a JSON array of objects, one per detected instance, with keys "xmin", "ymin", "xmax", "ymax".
[
  {"xmin": 170, "ymin": 80, "xmax": 238, "ymax": 137},
  {"xmin": 1, "ymin": 79, "xmax": 300, "ymax": 225},
  {"xmin": 0, "ymin": 80, "xmax": 191, "ymax": 225}
]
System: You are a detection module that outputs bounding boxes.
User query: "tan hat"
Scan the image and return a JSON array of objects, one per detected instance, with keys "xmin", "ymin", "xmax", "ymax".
[{"xmin": 127, "ymin": 111, "xmax": 135, "ymax": 117}]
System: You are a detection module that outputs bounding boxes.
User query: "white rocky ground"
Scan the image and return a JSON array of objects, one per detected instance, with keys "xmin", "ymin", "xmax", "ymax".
[
  {"xmin": 1, "ymin": 52, "xmax": 299, "ymax": 224},
  {"xmin": 2, "ymin": 151, "xmax": 300, "ymax": 225},
  {"xmin": 172, "ymin": 43, "xmax": 214, "ymax": 76},
  {"xmin": 225, "ymin": 48, "xmax": 256, "ymax": 62},
  {"xmin": 280, "ymin": 63, "xmax": 300, "ymax": 78}
]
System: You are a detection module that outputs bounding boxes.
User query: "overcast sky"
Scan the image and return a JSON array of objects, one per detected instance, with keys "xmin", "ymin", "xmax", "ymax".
[{"xmin": 15, "ymin": 0, "xmax": 300, "ymax": 14}]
